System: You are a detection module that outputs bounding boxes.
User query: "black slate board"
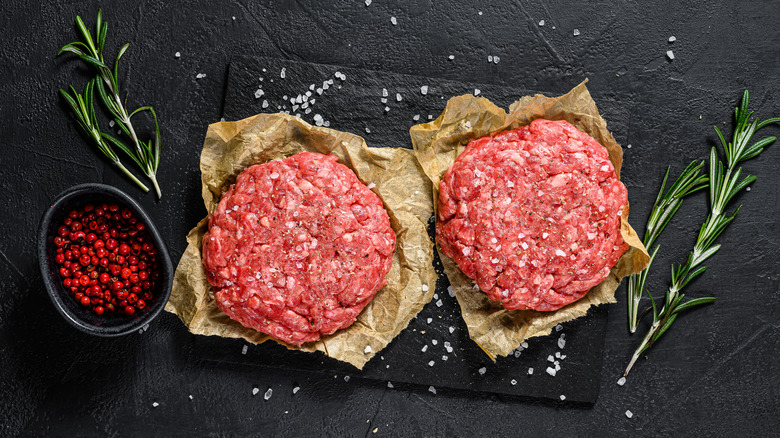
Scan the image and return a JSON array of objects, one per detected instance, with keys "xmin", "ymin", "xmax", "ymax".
[{"xmin": 191, "ymin": 55, "xmax": 625, "ymax": 404}]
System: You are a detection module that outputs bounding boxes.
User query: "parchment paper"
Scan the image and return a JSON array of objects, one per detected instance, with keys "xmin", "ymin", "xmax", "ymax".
[
  {"xmin": 166, "ymin": 113, "xmax": 437, "ymax": 369},
  {"xmin": 410, "ymin": 81, "xmax": 650, "ymax": 360}
]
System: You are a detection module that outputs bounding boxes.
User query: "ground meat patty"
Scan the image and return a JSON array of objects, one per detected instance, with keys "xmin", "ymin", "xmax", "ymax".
[
  {"xmin": 436, "ymin": 119, "xmax": 628, "ymax": 311},
  {"xmin": 202, "ymin": 152, "xmax": 395, "ymax": 345}
]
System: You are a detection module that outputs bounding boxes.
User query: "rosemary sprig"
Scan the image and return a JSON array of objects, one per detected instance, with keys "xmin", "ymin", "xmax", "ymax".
[
  {"xmin": 59, "ymin": 80, "xmax": 149, "ymax": 192},
  {"xmin": 625, "ymin": 90, "xmax": 779, "ymax": 376},
  {"xmin": 626, "ymin": 161, "xmax": 709, "ymax": 333},
  {"xmin": 58, "ymin": 10, "xmax": 163, "ymax": 198}
]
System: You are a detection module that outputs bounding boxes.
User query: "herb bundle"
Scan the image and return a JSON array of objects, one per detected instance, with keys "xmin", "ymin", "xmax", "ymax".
[
  {"xmin": 625, "ymin": 91, "xmax": 779, "ymax": 376},
  {"xmin": 58, "ymin": 10, "xmax": 163, "ymax": 198}
]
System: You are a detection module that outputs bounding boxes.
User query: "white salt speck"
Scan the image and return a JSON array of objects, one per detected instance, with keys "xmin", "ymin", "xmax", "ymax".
[
  {"xmin": 262, "ymin": 100, "xmax": 269, "ymax": 109},
  {"xmin": 367, "ymin": 182, "xmax": 376, "ymax": 189},
  {"xmin": 560, "ymin": 395, "xmax": 566, "ymax": 401},
  {"xmin": 391, "ymin": 16, "xmax": 397, "ymax": 25},
  {"xmin": 428, "ymin": 360, "xmax": 435, "ymax": 367},
  {"xmin": 558, "ymin": 337, "xmax": 566, "ymax": 349},
  {"xmin": 413, "ymin": 114, "xmax": 420, "ymax": 121},
  {"xmin": 555, "ymin": 352, "xmax": 561, "ymax": 359},
  {"xmin": 420, "ymin": 85, "xmax": 429, "ymax": 95},
  {"xmin": 548, "ymin": 355, "xmax": 555, "ymax": 363},
  {"xmin": 478, "ymin": 367, "xmax": 487, "ymax": 375},
  {"xmin": 627, "ymin": 143, "xmax": 632, "ymax": 149},
  {"xmin": 432, "ymin": 340, "xmax": 438, "ymax": 346},
  {"xmin": 188, "ymin": 395, "xmax": 193, "ymax": 400},
  {"xmin": 365, "ymin": 127, "xmax": 371, "ymax": 134},
  {"xmin": 491, "ymin": 258, "xmax": 499, "ymax": 264},
  {"xmin": 436, "ymin": 299, "xmax": 443, "ymax": 307},
  {"xmin": 364, "ymin": 345, "xmax": 372, "ymax": 354},
  {"xmin": 364, "ymin": 0, "xmax": 371, "ymax": 5},
  {"xmin": 264, "ymin": 388, "xmax": 273, "ymax": 400},
  {"xmin": 518, "ymin": 232, "xmax": 525, "ymax": 238},
  {"xmin": 625, "ymin": 410, "xmax": 634, "ymax": 419},
  {"xmin": 528, "ymin": 367, "xmax": 534, "ymax": 375},
  {"xmin": 252, "ymin": 387, "xmax": 260, "ymax": 396},
  {"xmin": 195, "ymin": 73, "xmax": 206, "ymax": 79},
  {"xmin": 522, "ymin": 342, "xmax": 528, "ymax": 348},
  {"xmin": 448, "ymin": 326, "xmax": 455, "ymax": 334},
  {"xmin": 521, "ymin": 242, "xmax": 529, "ymax": 250},
  {"xmin": 511, "ymin": 379, "xmax": 517, "ymax": 385},
  {"xmin": 316, "ymin": 88, "xmax": 323, "ymax": 95},
  {"xmin": 539, "ymin": 20, "xmax": 545, "ymax": 26},
  {"xmin": 669, "ymin": 36, "xmax": 676, "ymax": 42},
  {"xmin": 426, "ymin": 318, "xmax": 432, "ymax": 324},
  {"xmin": 254, "ymin": 88, "xmax": 265, "ymax": 99},
  {"xmin": 465, "ymin": 121, "xmax": 472, "ymax": 128},
  {"xmin": 384, "ymin": 106, "xmax": 390, "ymax": 112},
  {"xmin": 555, "ymin": 324, "xmax": 563, "ymax": 332},
  {"xmin": 491, "ymin": 238, "xmax": 498, "ymax": 244},
  {"xmin": 422, "ymin": 284, "xmax": 429, "ymax": 292},
  {"xmin": 488, "ymin": 55, "xmax": 493, "ymax": 63},
  {"xmin": 343, "ymin": 375, "xmax": 351, "ymax": 382},
  {"xmin": 542, "ymin": 233, "xmax": 549, "ymax": 239},
  {"xmin": 555, "ymin": 249, "xmax": 566, "ymax": 257},
  {"xmin": 448, "ymin": 55, "xmax": 455, "ymax": 60},
  {"xmin": 280, "ymin": 68, "xmax": 286, "ymax": 78},
  {"xmin": 493, "ymin": 56, "xmax": 500, "ymax": 64},
  {"xmin": 428, "ymin": 386, "xmax": 437, "ymax": 394},
  {"xmin": 447, "ymin": 286, "xmax": 454, "ymax": 297},
  {"xmin": 396, "ymin": 93, "xmax": 402, "ymax": 102},
  {"xmin": 560, "ymin": 355, "xmax": 566, "ymax": 360},
  {"xmin": 433, "ymin": 294, "xmax": 438, "ymax": 300},
  {"xmin": 573, "ymin": 29, "xmax": 580, "ymax": 36},
  {"xmin": 441, "ymin": 355, "xmax": 448, "ymax": 361},
  {"xmin": 666, "ymin": 50, "xmax": 675, "ymax": 60},
  {"xmin": 387, "ymin": 381, "xmax": 394, "ymax": 388},
  {"xmin": 270, "ymin": 172, "xmax": 279, "ymax": 179},
  {"xmin": 422, "ymin": 345, "xmax": 429, "ymax": 353},
  {"xmin": 428, "ymin": 115, "xmax": 433, "ymax": 120},
  {"xmin": 555, "ymin": 363, "xmax": 561, "ymax": 371},
  {"xmin": 242, "ymin": 345, "xmax": 248, "ymax": 355},
  {"xmin": 232, "ymin": 16, "xmax": 235, "ymax": 20},
  {"xmin": 174, "ymin": 51, "xmax": 181, "ymax": 58},
  {"xmin": 617, "ymin": 377, "xmax": 627, "ymax": 386},
  {"xmin": 109, "ymin": 120, "xmax": 115, "ymax": 127},
  {"xmin": 462, "ymin": 247, "xmax": 471, "ymax": 256},
  {"xmin": 474, "ymin": 88, "xmax": 481, "ymax": 96},
  {"xmin": 746, "ymin": 187, "xmax": 751, "ymax": 192},
  {"xmin": 478, "ymin": 10, "xmax": 483, "ymax": 15},
  {"xmin": 313, "ymin": 114, "xmax": 324, "ymax": 126},
  {"xmin": 293, "ymin": 386, "xmax": 300, "ymax": 394},
  {"xmin": 546, "ymin": 367, "xmax": 556, "ymax": 376}
]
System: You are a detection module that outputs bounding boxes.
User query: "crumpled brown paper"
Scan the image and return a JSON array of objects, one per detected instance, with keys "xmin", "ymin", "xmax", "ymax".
[
  {"xmin": 410, "ymin": 81, "xmax": 650, "ymax": 360},
  {"xmin": 166, "ymin": 113, "xmax": 437, "ymax": 369}
]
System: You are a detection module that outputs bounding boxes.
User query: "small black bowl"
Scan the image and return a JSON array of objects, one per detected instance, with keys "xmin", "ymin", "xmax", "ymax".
[{"xmin": 38, "ymin": 183, "xmax": 173, "ymax": 336}]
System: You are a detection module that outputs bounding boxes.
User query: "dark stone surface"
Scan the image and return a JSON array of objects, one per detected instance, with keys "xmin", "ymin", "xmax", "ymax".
[{"xmin": 1, "ymin": 0, "xmax": 779, "ymax": 436}]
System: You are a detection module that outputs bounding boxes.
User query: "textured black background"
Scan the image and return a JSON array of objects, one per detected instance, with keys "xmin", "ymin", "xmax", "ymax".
[{"xmin": 2, "ymin": 0, "xmax": 779, "ymax": 436}]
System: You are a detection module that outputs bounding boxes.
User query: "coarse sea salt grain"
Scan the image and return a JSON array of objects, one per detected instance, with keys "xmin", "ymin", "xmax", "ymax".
[
  {"xmin": 560, "ymin": 395, "xmax": 566, "ymax": 401},
  {"xmin": 365, "ymin": 127, "xmax": 371, "ymax": 134},
  {"xmin": 669, "ymin": 36, "xmax": 676, "ymax": 42},
  {"xmin": 625, "ymin": 410, "xmax": 634, "ymax": 419},
  {"xmin": 396, "ymin": 93, "xmax": 402, "ymax": 102},
  {"xmin": 252, "ymin": 387, "xmax": 260, "ymax": 396},
  {"xmin": 488, "ymin": 55, "xmax": 493, "ymax": 63},
  {"xmin": 264, "ymin": 388, "xmax": 273, "ymax": 400},
  {"xmin": 413, "ymin": 114, "xmax": 420, "ymax": 121},
  {"xmin": 242, "ymin": 345, "xmax": 248, "ymax": 355},
  {"xmin": 546, "ymin": 367, "xmax": 556, "ymax": 376},
  {"xmin": 195, "ymin": 73, "xmax": 206, "ymax": 79},
  {"xmin": 344, "ymin": 375, "xmax": 351, "ymax": 382},
  {"xmin": 420, "ymin": 85, "xmax": 429, "ymax": 95},
  {"xmin": 365, "ymin": 0, "xmax": 371, "ymax": 5},
  {"xmin": 667, "ymin": 50, "xmax": 675, "ymax": 60},
  {"xmin": 422, "ymin": 284, "xmax": 429, "ymax": 292},
  {"xmin": 280, "ymin": 67, "xmax": 286, "ymax": 78},
  {"xmin": 293, "ymin": 386, "xmax": 300, "ymax": 394},
  {"xmin": 387, "ymin": 381, "xmax": 394, "ymax": 388},
  {"xmin": 548, "ymin": 355, "xmax": 555, "ymax": 362},
  {"xmin": 367, "ymin": 182, "xmax": 376, "ymax": 189},
  {"xmin": 528, "ymin": 367, "xmax": 534, "ymax": 375},
  {"xmin": 617, "ymin": 377, "xmax": 627, "ymax": 386},
  {"xmin": 447, "ymin": 286, "xmax": 454, "ymax": 297},
  {"xmin": 474, "ymin": 88, "xmax": 481, "ymax": 95},
  {"xmin": 442, "ymin": 355, "xmax": 448, "ymax": 361},
  {"xmin": 189, "ymin": 395, "xmax": 193, "ymax": 400},
  {"xmin": 558, "ymin": 337, "xmax": 566, "ymax": 349},
  {"xmin": 555, "ymin": 249, "xmax": 566, "ymax": 257},
  {"xmin": 493, "ymin": 56, "xmax": 500, "ymax": 64},
  {"xmin": 478, "ymin": 367, "xmax": 487, "ymax": 375},
  {"xmin": 539, "ymin": 20, "xmax": 545, "ymax": 26},
  {"xmin": 426, "ymin": 318, "xmax": 432, "ymax": 324},
  {"xmin": 448, "ymin": 327, "xmax": 455, "ymax": 334},
  {"xmin": 428, "ymin": 360, "xmax": 435, "ymax": 367},
  {"xmin": 422, "ymin": 345, "xmax": 428, "ymax": 352},
  {"xmin": 254, "ymin": 88, "xmax": 264, "ymax": 99},
  {"xmin": 432, "ymin": 339, "xmax": 438, "ymax": 346},
  {"xmin": 429, "ymin": 386, "xmax": 437, "ymax": 394},
  {"xmin": 448, "ymin": 55, "xmax": 455, "ymax": 60},
  {"xmin": 391, "ymin": 16, "xmax": 397, "ymax": 25},
  {"xmin": 175, "ymin": 51, "xmax": 181, "ymax": 58},
  {"xmin": 262, "ymin": 100, "xmax": 269, "ymax": 109},
  {"xmin": 573, "ymin": 29, "xmax": 580, "ymax": 36},
  {"xmin": 511, "ymin": 379, "xmax": 517, "ymax": 385},
  {"xmin": 364, "ymin": 345, "xmax": 372, "ymax": 354},
  {"xmin": 436, "ymin": 299, "xmax": 443, "ymax": 307}
]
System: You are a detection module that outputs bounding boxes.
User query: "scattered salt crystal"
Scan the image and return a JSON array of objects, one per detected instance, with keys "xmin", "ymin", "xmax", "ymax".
[
  {"xmin": 262, "ymin": 100, "xmax": 269, "ymax": 109},
  {"xmin": 436, "ymin": 299, "xmax": 443, "ymax": 307},
  {"xmin": 432, "ymin": 339, "xmax": 438, "ymax": 346},
  {"xmin": 514, "ymin": 350, "xmax": 521, "ymax": 358},
  {"xmin": 555, "ymin": 352, "xmax": 561, "ymax": 359},
  {"xmin": 511, "ymin": 379, "xmax": 517, "ymax": 385},
  {"xmin": 428, "ymin": 360, "xmax": 435, "ymax": 367},
  {"xmin": 313, "ymin": 114, "xmax": 324, "ymax": 126},
  {"xmin": 242, "ymin": 345, "xmax": 248, "ymax": 355},
  {"xmin": 429, "ymin": 386, "xmax": 437, "ymax": 394},
  {"xmin": 428, "ymin": 115, "xmax": 433, "ymax": 120},
  {"xmin": 367, "ymin": 182, "xmax": 376, "ymax": 189},
  {"xmin": 555, "ymin": 324, "xmax": 563, "ymax": 332},
  {"xmin": 175, "ymin": 51, "xmax": 181, "ymax": 58},
  {"xmin": 391, "ymin": 16, "xmax": 397, "ymax": 25},
  {"xmin": 627, "ymin": 144, "xmax": 632, "ymax": 149},
  {"xmin": 448, "ymin": 326, "xmax": 455, "ymax": 334},
  {"xmin": 491, "ymin": 258, "xmax": 499, "ymax": 264},
  {"xmin": 422, "ymin": 284, "xmax": 429, "ymax": 292},
  {"xmin": 316, "ymin": 88, "xmax": 323, "ymax": 95},
  {"xmin": 448, "ymin": 55, "xmax": 455, "ymax": 60},
  {"xmin": 442, "ymin": 355, "xmax": 448, "ymax": 361},
  {"xmin": 426, "ymin": 318, "xmax": 432, "ymax": 324},
  {"xmin": 195, "ymin": 73, "xmax": 206, "ymax": 79},
  {"xmin": 546, "ymin": 367, "xmax": 556, "ymax": 376},
  {"xmin": 293, "ymin": 386, "xmax": 300, "ymax": 394},
  {"xmin": 573, "ymin": 29, "xmax": 580, "ymax": 36},
  {"xmin": 344, "ymin": 375, "xmax": 351, "ymax": 382},
  {"xmin": 518, "ymin": 232, "xmax": 525, "ymax": 238},
  {"xmin": 252, "ymin": 387, "xmax": 260, "ymax": 396},
  {"xmin": 488, "ymin": 55, "xmax": 493, "ymax": 63},
  {"xmin": 387, "ymin": 381, "xmax": 394, "ymax": 388},
  {"xmin": 521, "ymin": 342, "xmax": 528, "ymax": 348},
  {"xmin": 396, "ymin": 93, "xmax": 402, "ymax": 102},
  {"xmin": 264, "ymin": 388, "xmax": 273, "ymax": 400},
  {"xmin": 364, "ymin": 0, "xmax": 371, "ymax": 5},
  {"xmin": 188, "ymin": 395, "xmax": 193, "ymax": 400},
  {"xmin": 542, "ymin": 233, "xmax": 549, "ymax": 239},
  {"xmin": 547, "ymin": 355, "xmax": 555, "ymax": 362},
  {"xmin": 478, "ymin": 10, "xmax": 483, "ymax": 15},
  {"xmin": 491, "ymin": 238, "xmax": 498, "ymax": 244},
  {"xmin": 364, "ymin": 345, "xmax": 372, "ymax": 354},
  {"xmin": 109, "ymin": 120, "xmax": 115, "ymax": 127},
  {"xmin": 152, "ymin": 402, "xmax": 159, "ymax": 407},
  {"xmin": 422, "ymin": 345, "xmax": 428, "ymax": 352},
  {"xmin": 280, "ymin": 68, "xmax": 286, "ymax": 78},
  {"xmin": 462, "ymin": 247, "xmax": 471, "ymax": 256},
  {"xmin": 478, "ymin": 367, "xmax": 487, "ymax": 375},
  {"xmin": 254, "ymin": 88, "xmax": 265, "ymax": 99},
  {"xmin": 560, "ymin": 354, "xmax": 566, "ymax": 360},
  {"xmin": 617, "ymin": 377, "xmax": 627, "ymax": 386},
  {"xmin": 384, "ymin": 106, "xmax": 390, "ymax": 112},
  {"xmin": 539, "ymin": 20, "xmax": 545, "ymax": 26},
  {"xmin": 474, "ymin": 88, "xmax": 481, "ymax": 95},
  {"xmin": 555, "ymin": 249, "xmax": 566, "ymax": 257},
  {"xmin": 465, "ymin": 121, "xmax": 472, "ymax": 128},
  {"xmin": 558, "ymin": 337, "xmax": 566, "ymax": 349},
  {"xmin": 560, "ymin": 395, "xmax": 566, "ymax": 401},
  {"xmin": 669, "ymin": 36, "xmax": 676, "ymax": 42},
  {"xmin": 625, "ymin": 410, "xmax": 633, "ymax": 419},
  {"xmin": 493, "ymin": 56, "xmax": 500, "ymax": 64},
  {"xmin": 521, "ymin": 242, "xmax": 529, "ymax": 250},
  {"xmin": 555, "ymin": 363, "xmax": 561, "ymax": 371},
  {"xmin": 433, "ymin": 294, "xmax": 438, "ymax": 300},
  {"xmin": 666, "ymin": 50, "xmax": 675, "ymax": 60},
  {"xmin": 528, "ymin": 367, "xmax": 534, "ymax": 375},
  {"xmin": 413, "ymin": 114, "xmax": 420, "ymax": 121},
  {"xmin": 447, "ymin": 286, "xmax": 454, "ymax": 297},
  {"xmin": 270, "ymin": 172, "xmax": 279, "ymax": 179}
]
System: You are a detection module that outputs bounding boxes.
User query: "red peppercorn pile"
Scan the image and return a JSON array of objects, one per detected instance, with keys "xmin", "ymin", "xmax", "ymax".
[{"xmin": 51, "ymin": 202, "xmax": 160, "ymax": 317}]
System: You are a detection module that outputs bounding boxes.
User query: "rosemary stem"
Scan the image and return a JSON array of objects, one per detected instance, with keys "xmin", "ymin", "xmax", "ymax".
[
  {"xmin": 149, "ymin": 174, "xmax": 162, "ymax": 199},
  {"xmin": 625, "ymin": 321, "xmax": 656, "ymax": 376},
  {"xmin": 114, "ymin": 159, "xmax": 150, "ymax": 192}
]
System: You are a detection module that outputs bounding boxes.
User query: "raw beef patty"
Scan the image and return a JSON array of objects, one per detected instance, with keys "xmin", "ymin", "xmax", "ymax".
[
  {"xmin": 203, "ymin": 152, "xmax": 396, "ymax": 344},
  {"xmin": 436, "ymin": 119, "xmax": 628, "ymax": 311}
]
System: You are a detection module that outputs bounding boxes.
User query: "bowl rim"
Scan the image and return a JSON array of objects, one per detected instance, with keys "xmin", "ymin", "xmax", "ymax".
[{"xmin": 37, "ymin": 183, "xmax": 173, "ymax": 337}]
